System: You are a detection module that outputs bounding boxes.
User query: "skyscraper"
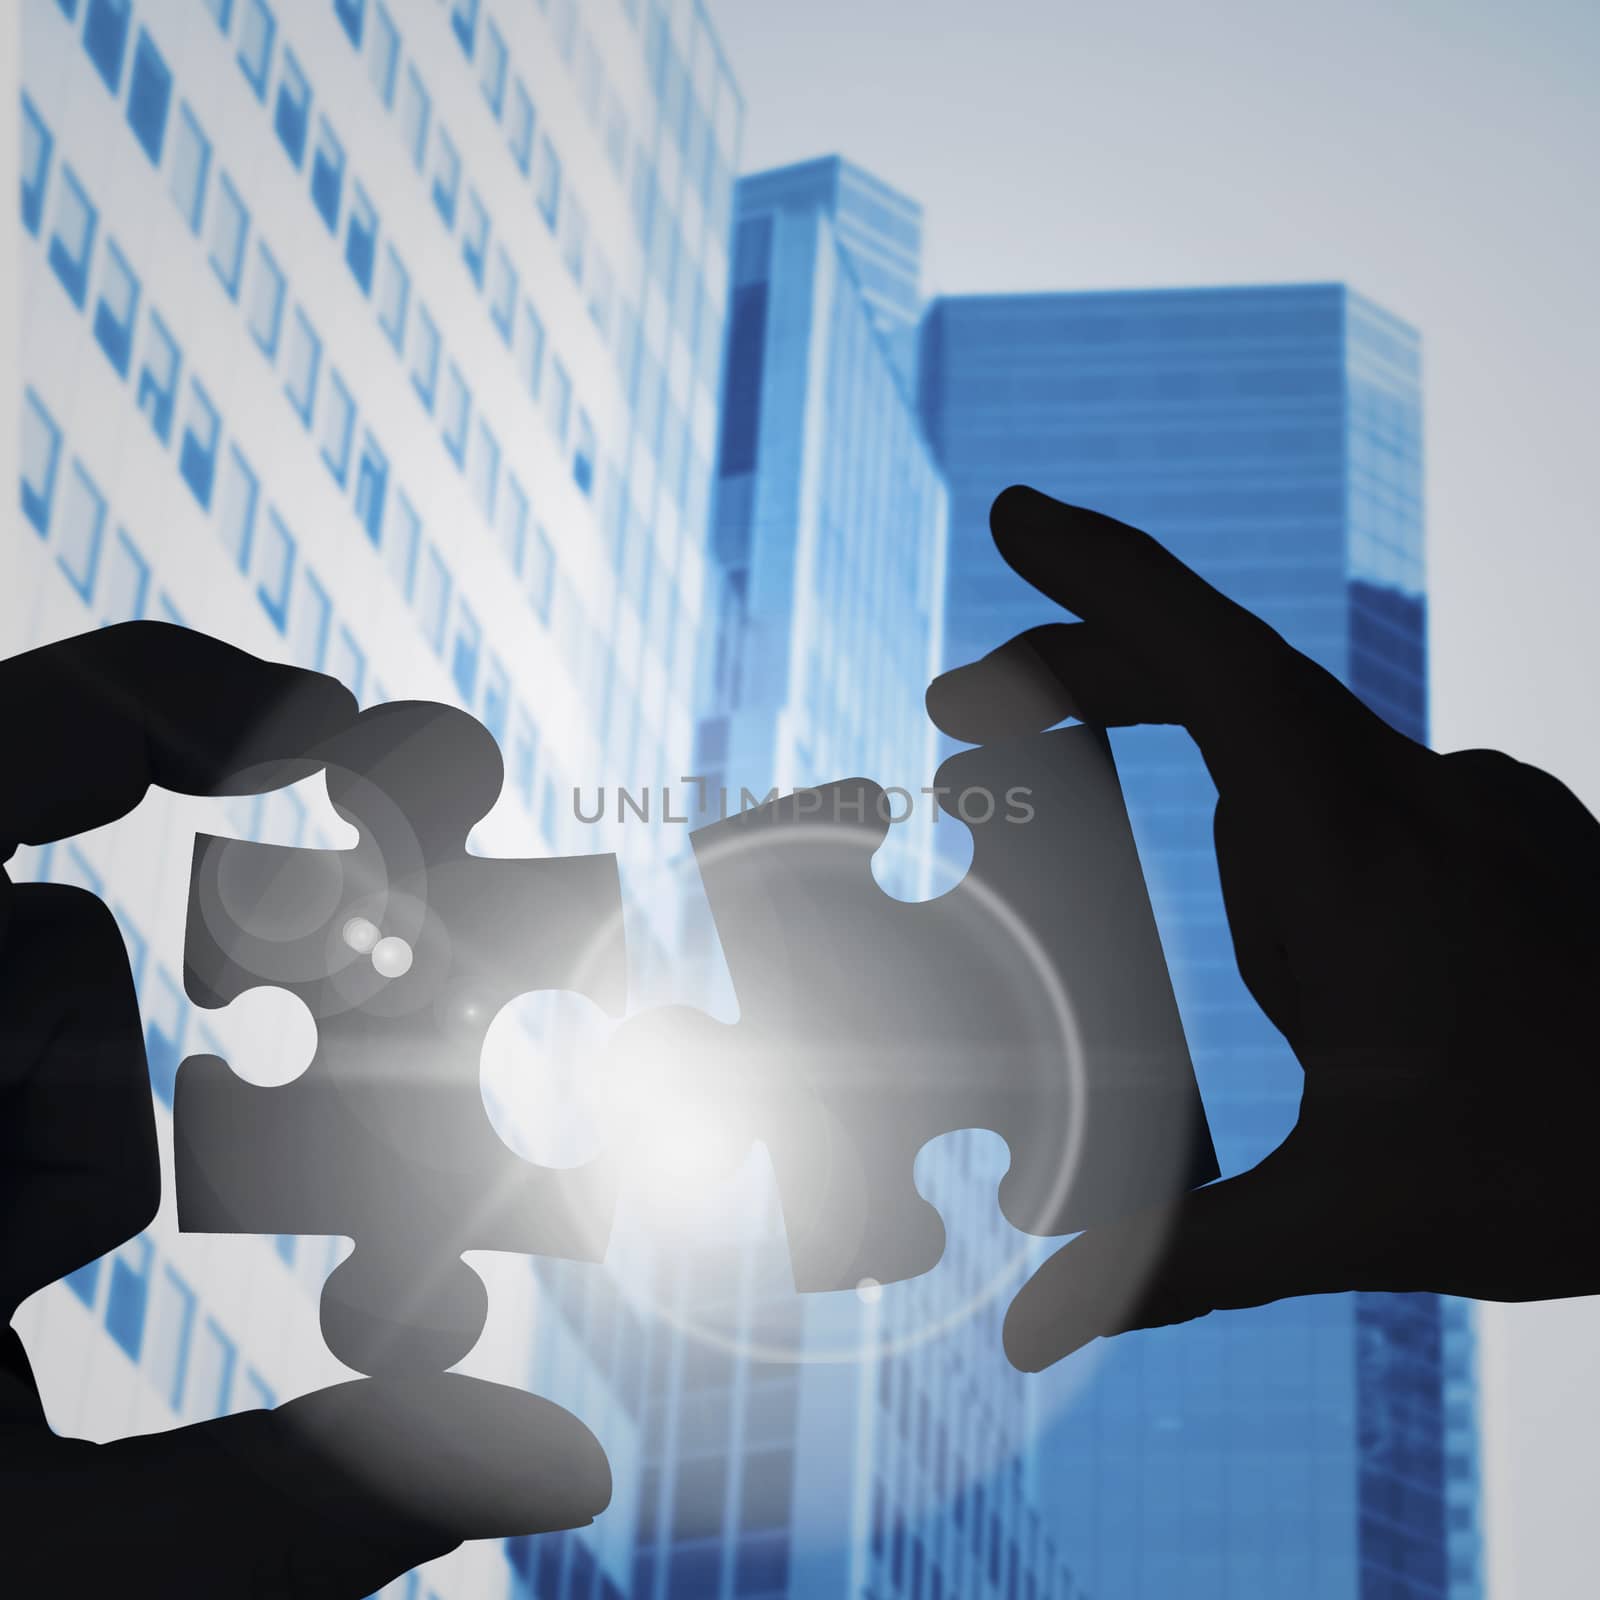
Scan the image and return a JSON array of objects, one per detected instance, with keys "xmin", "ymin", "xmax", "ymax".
[
  {"xmin": 11, "ymin": 1, "xmax": 741, "ymax": 1594},
  {"xmin": 920, "ymin": 284, "xmax": 1483, "ymax": 1600},
  {"xmin": 630, "ymin": 155, "xmax": 1093, "ymax": 1600}
]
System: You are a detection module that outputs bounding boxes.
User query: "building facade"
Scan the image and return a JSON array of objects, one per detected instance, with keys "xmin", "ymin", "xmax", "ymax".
[
  {"xmin": 919, "ymin": 283, "xmax": 1483, "ymax": 1600},
  {"xmin": 11, "ymin": 1, "xmax": 741, "ymax": 1595},
  {"xmin": 628, "ymin": 157, "xmax": 1094, "ymax": 1600}
]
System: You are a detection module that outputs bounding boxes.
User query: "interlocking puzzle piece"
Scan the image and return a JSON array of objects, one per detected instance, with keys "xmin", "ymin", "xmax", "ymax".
[
  {"xmin": 606, "ymin": 726, "xmax": 1218, "ymax": 1291},
  {"xmin": 174, "ymin": 702, "xmax": 625, "ymax": 1376}
]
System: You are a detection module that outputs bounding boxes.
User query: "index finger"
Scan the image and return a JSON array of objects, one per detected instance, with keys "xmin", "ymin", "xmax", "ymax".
[
  {"xmin": 1, "ymin": 622, "xmax": 358, "ymax": 852},
  {"xmin": 929, "ymin": 487, "xmax": 1411, "ymax": 779}
]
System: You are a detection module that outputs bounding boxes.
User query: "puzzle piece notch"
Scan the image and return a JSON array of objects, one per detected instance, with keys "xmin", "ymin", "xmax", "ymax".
[
  {"xmin": 175, "ymin": 701, "xmax": 627, "ymax": 1376},
  {"xmin": 605, "ymin": 725, "xmax": 1219, "ymax": 1293}
]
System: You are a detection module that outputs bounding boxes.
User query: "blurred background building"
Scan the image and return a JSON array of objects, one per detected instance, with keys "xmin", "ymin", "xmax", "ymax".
[
  {"xmin": 920, "ymin": 284, "xmax": 1483, "ymax": 1599},
  {"xmin": 8, "ymin": 4, "xmax": 1481, "ymax": 1599}
]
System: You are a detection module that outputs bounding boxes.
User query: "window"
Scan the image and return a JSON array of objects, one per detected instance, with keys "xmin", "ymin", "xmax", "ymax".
[
  {"xmin": 368, "ymin": 4, "xmax": 399, "ymax": 106},
  {"xmin": 320, "ymin": 371, "xmax": 354, "ymax": 485},
  {"xmin": 91, "ymin": 240, "xmax": 140, "ymax": 378},
  {"xmin": 147, "ymin": 1267, "xmax": 196, "ymax": 1412},
  {"xmin": 126, "ymin": 30, "xmax": 171, "ymax": 163},
  {"xmin": 479, "ymin": 20, "xmax": 507, "ymax": 114},
  {"xmin": 481, "ymin": 656, "xmax": 509, "ymax": 743},
  {"xmin": 143, "ymin": 968, "xmax": 187, "ymax": 1104},
  {"xmin": 274, "ymin": 50, "xmax": 310, "ymax": 167},
  {"xmin": 254, "ymin": 509, "xmax": 296, "ymax": 630},
  {"xmin": 507, "ymin": 80, "xmax": 534, "ymax": 173},
  {"xmin": 431, "ymin": 129, "xmax": 461, "ymax": 226},
  {"xmin": 416, "ymin": 545, "xmax": 451, "ymax": 652},
  {"xmin": 334, "ymin": 0, "xmax": 364, "ymax": 47},
  {"xmin": 376, "ymin": 245, "xmax": 409, "ymax": 349},
  {"xmin": 409, "ymin": 303, "xmax": 439, "ymax": 407},
  {"xmin": 399, "ymin": 67, "xmax": 430, "ymax": 171},
  {"xmin": 579, "ymin": 34, "xmax": 603, "ymax": 125},
  {"xmin": 573, "ymin": 409, "xmax": 596, "ymax": 496},
  {"xmin": 450, "ymin": 0, "xmax": 478, "ymax": 55},
  {"xmin": 440, "ymin": 364, "xmax": 470, "ymax": 465},
  {"xmin": 546, "ymin": 357, "xmax": 571, "ymax": 444},
  {"xmin": 468, "ymin": 420, "xmax": 499, "ymax": 520},
  {"xmin": 534, "ymin": 137, "xmax": 561, "ymax": 229},
  {"xmin": 587, "ymin": 251, "xmax": 613, "ymax": 336},
  {"xmin": 21, "ymin": 97, "xmax": 52, "ymax": 237},
  {"xmin": 284, "ymin": 308, "xmax": 320, "ymax": 422},
  {"xmin": 55, "ymin": 463, "xmax": 106, "ymax": 600},
  {"xmin": 289, "ymin": 566, "xmax": 331, "ymax": 670},
  {"xmin": 488, "ymin": 247, "xmax": 516, "ymax": 343},
  {"xmin": 385, "ymin": 490, "xmax": 419, "ymax": 598},
  {"xmin": 451, "ymin": 602, "xmax": 481, "ymax": 702},
  {"xmin": 187, "ymin": 1319, "xmax": 235, "ymax": 1420},
  {"xmin": 515, "ymin": 300, "xmax": 544, "ymax": 397},
  {"xmin": 329, "ymin": 627, "xmax": 366, "ymax": 702},
  {"xmin": 218, "ymin": 446, "xmax": 257, "ymax": 569},
  {"xmin": 604, "ymin": 92, "xmax": 628, "ymax": 176},
  {"xmin": 237, "ymin": 0, "xmax": 276, "ymax": 99},
  {"xmin": 48, "ymin": 167, "xmax": 97, "ymax": 309},
  {"xmin": 21, "ymin": 391, "xmax": 61, "ymax": 535},
  {"xmin": 511, "ymin": 709, "xmax": 537, "ymax": 806},
  {"xmin": 246, "ymin": 243, "xmax": 285, "ymax": 356},
  {"xmin": 310, "ymin": 119, "xmax": 344, "ymax": 231},
  {"xmin": 105, "ymin": 1236, "xmax": 152, "ymax": 1361},
  {"xmin": 137, "ymin": 313, "xmax": 180, "ymax": 443},
  {"xmin": 345, "ymin": 183, "xmax": 377, "ymax": 293},
  {"xmin": 208, "ymin": 174, "xmax": 248, "ymax": 298},
  {"xmin": 180, "ymin": 382, "xmax": 221, "ymax": 508},
  {"xmin": 461, "ymin": 189, "xmax": 489, "ymax": 286},
  {"xmin": 169, "ymin": 104, "xmax": 210, "ymax": 233},
  {"xmin": 100, "ymin": 529, "xmax": 150, "ymax": 625},
  {"xmin": 355, "ymin": 433, "xmax": 387, "ymax": 545},
  {"xmin": 498, "ymin": 472, "xmax": 528, "ymax": 572},
  {"xmin": 84, "ymin": 0, "xmax": 132, "ymax": 94},
  {"xmin": 528, "ymin": 525, "xmax": 554, "ymax": 620}
]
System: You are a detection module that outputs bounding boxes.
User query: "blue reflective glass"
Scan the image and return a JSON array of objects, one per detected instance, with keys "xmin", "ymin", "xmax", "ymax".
[
  {"xmin": 105, "ymin": 1237, "xmax": 152, "ymax": 1361},
  {"xmin": 21, "ymin": 97, "xmax": 53, "ymax": 236},
  {"xmin": 125, "ymin": 30, "xmax": 171, "ymax": 164},
  {"xmin": 274, "ymin": 51, "xmax": 310, "ymax": 167},
  {"xmin": 83, "ymin": 0, "xmax": 132, "ymax": 95}
]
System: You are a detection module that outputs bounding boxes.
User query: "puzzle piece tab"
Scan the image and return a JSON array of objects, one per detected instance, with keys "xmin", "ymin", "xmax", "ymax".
[
  {"xmin": 174, "ymin": 702, "xmax": 625, "ymax": 1376},
  {"xmin": 606, "ymin": 726, "xmax": 1218, "ymax": 1291}
]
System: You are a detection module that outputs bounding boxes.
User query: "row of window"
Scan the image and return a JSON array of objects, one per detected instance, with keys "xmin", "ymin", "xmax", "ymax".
[
  {"xmin": 38, "ymin": 3, "xmax": 710, "ymax": 817},
  {"xmin": 63, "ymin": 1226, "xmax": 275, "ymax": 1422},
  {"xmin": 868, "ymin": 1474, "xmax": 1081, "ymax": 1600},
  {"xmin": 32, "ymin": 831, "xmax": 278, "ymax": 1423},
  {"xmin": 19, "ymin": 149, "xmax": 573, "ymax": 864},
  {"xmin": 325, "ymin": 0, "xmax": 726, "ymax": 757},
  {"xmin": 18, "ymin": 351, "xmax": 578, "ymax": 870},
  {"xmin": 389, "ymin": 0, "xmax": 732, "ymax": 550},
  {"xmin": 192, "ymin": 0, "xmax": 605, "ymax": 523}
]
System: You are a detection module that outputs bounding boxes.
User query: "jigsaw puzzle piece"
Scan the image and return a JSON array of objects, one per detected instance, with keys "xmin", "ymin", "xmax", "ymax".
[
  {"xmin": 609, "ymin": 726, "xmax": 1217, "ymax": 1292},
  {"xmin": 175, "ymin": 702, "xmax": 627, "ymax": 1375}
]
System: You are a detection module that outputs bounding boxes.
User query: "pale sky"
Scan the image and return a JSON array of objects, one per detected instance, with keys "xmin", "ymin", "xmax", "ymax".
[{"xmin": 706, "ymin": 0, "xmax": 1600, "ymax": 1591}]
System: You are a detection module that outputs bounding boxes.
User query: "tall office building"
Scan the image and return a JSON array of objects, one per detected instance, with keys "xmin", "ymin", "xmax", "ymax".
[
  {"xmin": 920, "ymin": 284, "xmax": 1483, "ymax": 1600},
  {"xmin": 629, "ymin": 156, "xmax": 1094, "ymax": 1600},
  {"xmin": 12, "ymin": 1, "xmax": 741, "ymax": 1595}
]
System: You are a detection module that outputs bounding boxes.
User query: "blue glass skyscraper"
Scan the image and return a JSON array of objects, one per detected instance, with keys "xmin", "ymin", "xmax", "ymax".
[
  {"xmin": 631, "ymin": 158, "xmax": 1093, "ymax": 1600},
  {"xmin": 919, "ymin": 284, "xmax": 1483, "ymax": 1600}
]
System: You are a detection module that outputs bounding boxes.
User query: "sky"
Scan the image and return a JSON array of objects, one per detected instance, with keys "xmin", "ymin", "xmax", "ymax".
[{"xmin": 704, "ymin": 0, "xmax": 1600, "ymax": 1592}]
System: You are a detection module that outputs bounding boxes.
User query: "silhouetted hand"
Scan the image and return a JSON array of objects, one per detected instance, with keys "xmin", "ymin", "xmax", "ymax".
[
  {"xmin": 927, "ymin": 487, "xmax": 1600, "ymax": 1372},
  {"xmin": 0, "ymin": 624, "xmax": 610, "ymax": 1595}
]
